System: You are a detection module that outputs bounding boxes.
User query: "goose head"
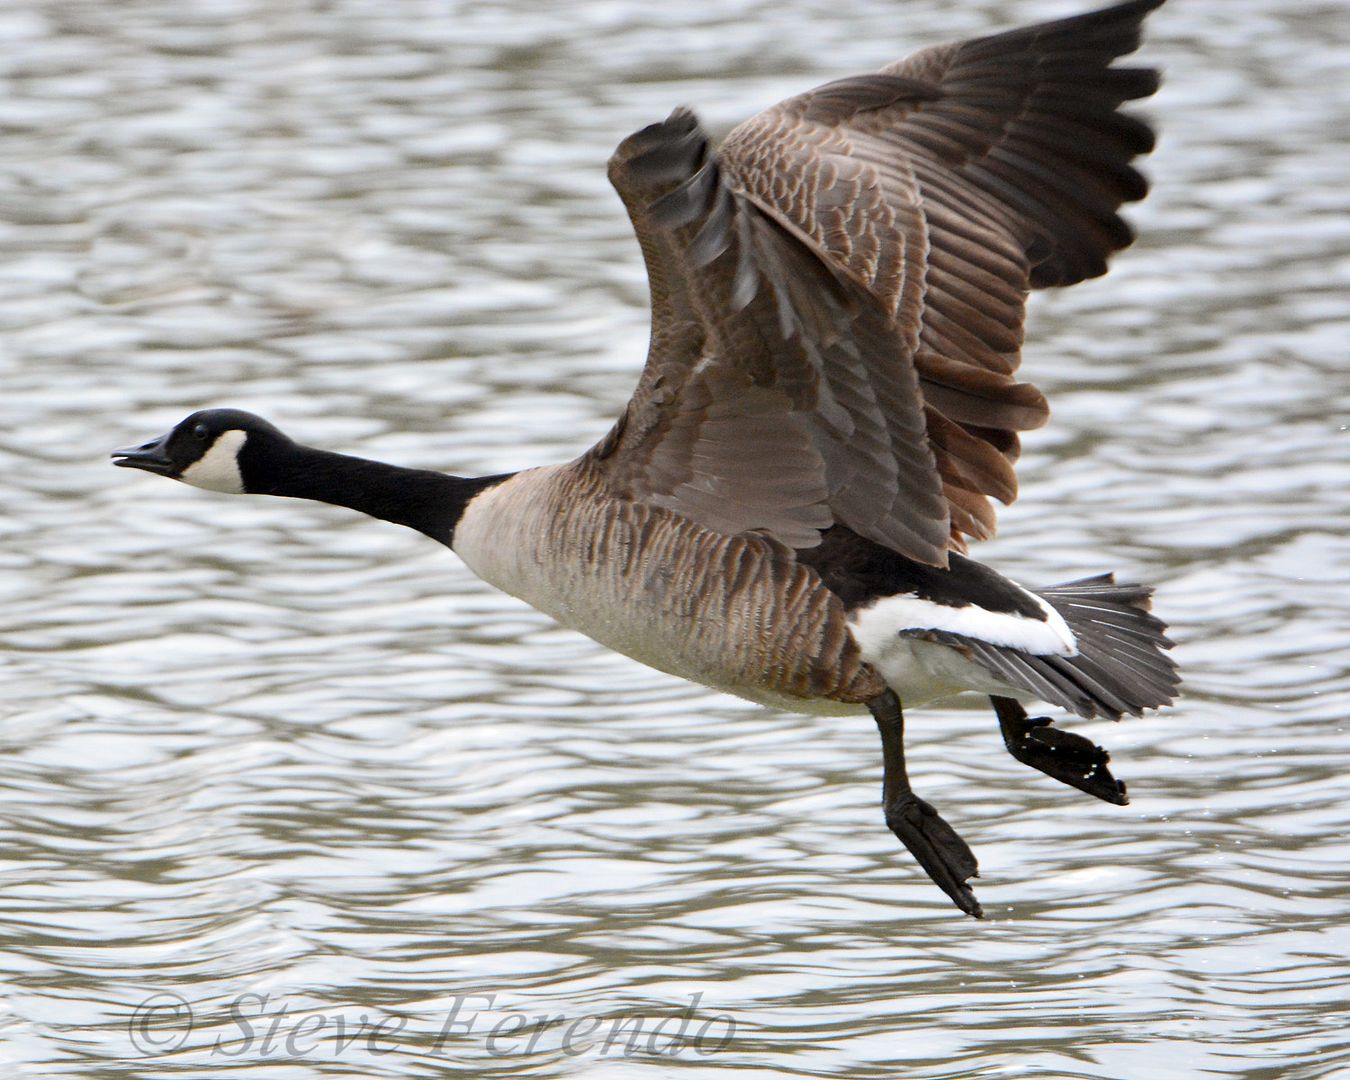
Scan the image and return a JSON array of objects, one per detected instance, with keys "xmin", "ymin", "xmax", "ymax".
[{"xmin": 111, "ymin": 409, "xmax": 290, "ymax": 494}]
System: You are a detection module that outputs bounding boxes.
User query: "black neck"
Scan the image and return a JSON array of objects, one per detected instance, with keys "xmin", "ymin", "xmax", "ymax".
[{"xmin": 244, "ymin": 441, "xmax": 507, "ymax": 547}]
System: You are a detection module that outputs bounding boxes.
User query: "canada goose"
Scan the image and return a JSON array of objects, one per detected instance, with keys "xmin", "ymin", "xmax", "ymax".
[{"xmin": 112, "ymin": 0, "xmax": 1179, "ymax": 918}]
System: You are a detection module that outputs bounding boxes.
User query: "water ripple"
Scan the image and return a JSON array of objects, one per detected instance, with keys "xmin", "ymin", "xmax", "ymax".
[{"xmin": 3, "ymin": 0, "xmax": 1348, "ymax": 1076}]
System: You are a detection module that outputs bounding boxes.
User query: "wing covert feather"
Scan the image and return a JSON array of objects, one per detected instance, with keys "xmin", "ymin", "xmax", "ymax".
[{"xmin": 591, "ymin": 0, "xmax": 1164, "ymax": 564}]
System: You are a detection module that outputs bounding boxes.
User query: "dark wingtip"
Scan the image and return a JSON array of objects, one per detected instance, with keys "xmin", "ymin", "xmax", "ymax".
[{"xmin": 612, "ymin": 107, "xmax": 708, "ymax": 184}]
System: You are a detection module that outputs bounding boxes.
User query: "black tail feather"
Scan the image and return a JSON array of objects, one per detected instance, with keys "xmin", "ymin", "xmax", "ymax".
[
  {"xmin": 1031, "ymin": 574, "xmax": 1179, "ymax": 719},
  {"xmin": 904, "ymin": 573, "xmax": 1179, "ymax": 720}
]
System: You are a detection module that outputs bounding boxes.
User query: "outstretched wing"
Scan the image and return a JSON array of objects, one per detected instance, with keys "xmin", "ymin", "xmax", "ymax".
[{"xmin": 590, "ymin": 0, "xmax": 1163, "ymax": 567}]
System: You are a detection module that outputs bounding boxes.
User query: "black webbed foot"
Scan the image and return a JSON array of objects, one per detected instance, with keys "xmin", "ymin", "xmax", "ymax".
[
  {"xmin": 992, "ymin": 696, "xmax": 1128, "ymax": 806},
  {"xmin": 885, "ymin": 794, "xmax": 983, "ymax": 918},
  {"xmin": 870, "ymin": 689, "xmax": 983, "ymax": 918}
]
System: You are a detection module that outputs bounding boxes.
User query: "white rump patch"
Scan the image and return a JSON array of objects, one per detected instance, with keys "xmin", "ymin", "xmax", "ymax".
[
  {"xmin": 850, "ymin": 590, "xmax": 1078, "ymax": 658},
  {"xmin": 180, "ymin": 429, "xmax": 247, "ymax": 494}
]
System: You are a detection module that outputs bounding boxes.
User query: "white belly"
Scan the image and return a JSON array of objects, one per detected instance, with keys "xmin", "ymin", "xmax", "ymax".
[{"xmin": 852, "ymin": 631, "xmax": 1023, "ymax": 707}]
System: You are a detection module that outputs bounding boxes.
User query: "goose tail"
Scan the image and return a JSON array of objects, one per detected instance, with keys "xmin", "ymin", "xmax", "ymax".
[{"xmin": 911, "ymin": 574, "xmax": 1180, "ymax": 720}]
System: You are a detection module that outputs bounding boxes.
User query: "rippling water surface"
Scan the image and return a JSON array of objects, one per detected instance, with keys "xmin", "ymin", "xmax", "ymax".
[{"xmin": 3, "ymin": 0, "xmax": 1348, "ymax": 1076}]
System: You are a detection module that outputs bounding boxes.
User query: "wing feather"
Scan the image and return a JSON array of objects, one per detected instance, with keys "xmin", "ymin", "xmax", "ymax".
[{"xmin": 591, "ymin": 0, "xmax": 1164, "ymax": 565}]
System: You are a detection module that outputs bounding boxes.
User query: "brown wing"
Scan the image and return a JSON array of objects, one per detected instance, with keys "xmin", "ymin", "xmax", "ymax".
[{"xmin": 591, "ymin": 0, "xmax": 1163, "ymax": 566}]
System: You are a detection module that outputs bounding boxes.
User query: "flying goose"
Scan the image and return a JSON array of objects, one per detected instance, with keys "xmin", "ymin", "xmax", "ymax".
[{"xmin": 113, "ymin": 0, "xmax": 1178, "ymax": 918}]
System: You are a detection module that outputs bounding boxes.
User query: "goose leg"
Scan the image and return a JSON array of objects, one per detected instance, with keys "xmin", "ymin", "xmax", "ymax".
[
  {"xmin": 869, "ymin": 689, "xmax": 983, "ymax": 918},
  {"xmin": 991, "ymin": 696, "xmax": 1128, "ymax": 806}
]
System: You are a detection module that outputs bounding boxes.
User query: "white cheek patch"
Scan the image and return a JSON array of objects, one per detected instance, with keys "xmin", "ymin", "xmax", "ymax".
[{"xmin": 179, "ymin": 429, "xmax": 247, "ymax": 493}]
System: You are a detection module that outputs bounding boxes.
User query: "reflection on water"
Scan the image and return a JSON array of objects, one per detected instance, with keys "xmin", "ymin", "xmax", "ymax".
[{"xmin": 2, "ymin": 0, "xmax": 1348, "ymax": 1076}]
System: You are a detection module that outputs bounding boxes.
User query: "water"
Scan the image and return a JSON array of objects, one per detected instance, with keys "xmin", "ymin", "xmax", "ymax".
[{"xmin": 3, "ymin": 0, "xmax": 1348, "ymax": 1075}]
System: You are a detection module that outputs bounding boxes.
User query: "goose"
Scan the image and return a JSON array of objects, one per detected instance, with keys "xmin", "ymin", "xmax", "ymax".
[{"xmin": 112, "ymin": 0, "xmax": 1179, "ymax": 918}]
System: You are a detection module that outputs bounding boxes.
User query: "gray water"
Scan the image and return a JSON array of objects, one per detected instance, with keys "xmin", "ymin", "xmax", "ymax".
[{"xmin": 3, "ymin": 0, "xmax": 1349, "ymax": 1076}]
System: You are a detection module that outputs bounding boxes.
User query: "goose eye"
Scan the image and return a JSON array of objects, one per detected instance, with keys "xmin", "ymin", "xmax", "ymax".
[{"xmin": 192, "ymin": 424, "xmax": 210, "ymax": 440}]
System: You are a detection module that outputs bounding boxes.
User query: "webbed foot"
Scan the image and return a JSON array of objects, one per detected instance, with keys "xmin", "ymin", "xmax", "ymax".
[
  {"xmin": 885, "ymin": 794, "xmax": 983, "ymax": 918},
  {"xmin": 993, "ymin": 696, "xmax": 1128, "ymax": 806}
]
